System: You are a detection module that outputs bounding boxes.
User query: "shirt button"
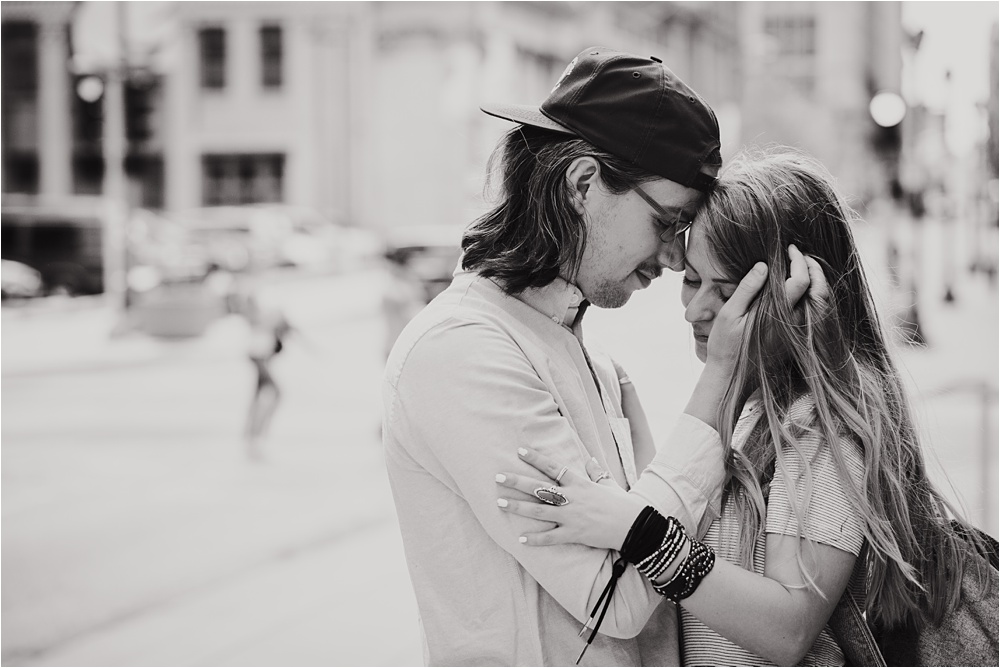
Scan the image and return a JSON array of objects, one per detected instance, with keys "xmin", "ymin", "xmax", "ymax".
[
  {"xmin": 568, "ymin": 293, "xmax": 580, "ymax": 306},
  {"xmin": 552, "ymin": 316, "xmax": 560, "ymax": 323}
]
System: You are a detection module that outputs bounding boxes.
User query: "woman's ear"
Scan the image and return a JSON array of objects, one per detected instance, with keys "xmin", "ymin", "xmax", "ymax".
[{"xmin": 565, "ymin": 157, "xmax": 601, "ymax": 215}]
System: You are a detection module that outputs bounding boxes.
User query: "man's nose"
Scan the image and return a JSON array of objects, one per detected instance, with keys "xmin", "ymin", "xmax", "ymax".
[{"xmin": 658, "ymin": 234, "xmax": 685, "ymax": 272}]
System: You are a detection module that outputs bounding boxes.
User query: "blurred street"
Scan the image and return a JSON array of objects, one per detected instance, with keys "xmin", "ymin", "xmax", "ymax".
[
  {"xmin": 2, "ymin": 212, "xmax": 997, "ymax": 666},
  {"xmin": 3, "ymin": 268, "xmax": 423, "ymax": 666}
]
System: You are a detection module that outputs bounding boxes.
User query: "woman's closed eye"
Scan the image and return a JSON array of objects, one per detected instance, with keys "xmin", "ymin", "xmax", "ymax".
[{"xmin": 682, "ymin": 275, "xmax": 701, "ymax": 288}]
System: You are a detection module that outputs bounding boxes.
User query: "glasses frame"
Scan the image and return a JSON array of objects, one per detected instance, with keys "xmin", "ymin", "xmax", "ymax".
[{"xmin": 633, "ymin": 184, "xmax": 695, "ymax": 242}]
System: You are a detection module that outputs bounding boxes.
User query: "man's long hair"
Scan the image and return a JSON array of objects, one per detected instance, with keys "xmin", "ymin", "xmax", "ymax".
[
  {"xmin": 461, "ymin": 125, "xmax": 654, "ymax": 294},
  {"xmin": 702, "ymin": 147, "xmax": 979, "ymax": 630}
]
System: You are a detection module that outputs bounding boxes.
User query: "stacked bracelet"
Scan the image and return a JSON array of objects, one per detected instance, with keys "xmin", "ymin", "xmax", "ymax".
[
  {"xmin": 575, "ymin": 507, "xmax": 716, "ymax": 664},
  {"xmin": 652, "ymin": 538, "xmax": 716, "ymax": 602},
  {"xmin": 634, "ymin": 515, "xmax": 686, "ymax": 582}
]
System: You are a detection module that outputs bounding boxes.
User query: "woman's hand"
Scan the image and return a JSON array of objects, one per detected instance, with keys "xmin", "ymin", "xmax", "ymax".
[
  {"xmin": 495, "ymin": 447, "xmax": 647, "ymax": 551},
  {"xmin": 686, "ymin": 246, "xmax": 829, "ymax": 430},
  {"xmin": 706, "ymin": 244, "xmax": 829, "ymax": 371}
]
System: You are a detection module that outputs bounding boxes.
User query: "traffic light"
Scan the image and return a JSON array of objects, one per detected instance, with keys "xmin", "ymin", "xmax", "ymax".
[{"xmin": 124, "ymin": 78, "xmax": 154, "ymax": 142}]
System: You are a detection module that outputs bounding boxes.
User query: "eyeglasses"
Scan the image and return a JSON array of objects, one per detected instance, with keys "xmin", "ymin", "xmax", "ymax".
[{"xmin": 633, "ymin": 184, "xmax": 695, "ymax": 242}]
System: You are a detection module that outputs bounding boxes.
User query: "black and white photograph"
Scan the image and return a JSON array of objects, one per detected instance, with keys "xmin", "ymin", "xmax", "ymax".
[{"xmin": 2, "ymin": 1, "xmax": 998, "ymax": 666}]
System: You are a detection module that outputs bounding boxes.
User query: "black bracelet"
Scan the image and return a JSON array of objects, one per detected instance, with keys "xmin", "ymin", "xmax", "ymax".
[
  {"xmin": 636, "ymin": 520, "xmax": 687, "ymax": 582},
  {"xmin": 576, "ymin": 506, "xmax": 671, "ymax": 664},
  {"xmin": 652, "ymin": 538, "xmax": 716, "ymax": 602}
]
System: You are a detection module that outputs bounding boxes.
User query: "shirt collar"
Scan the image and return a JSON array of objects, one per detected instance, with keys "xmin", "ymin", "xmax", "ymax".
[{"xmin": 516, "ymin": 276, "xmax": 588, "ymax": 330}]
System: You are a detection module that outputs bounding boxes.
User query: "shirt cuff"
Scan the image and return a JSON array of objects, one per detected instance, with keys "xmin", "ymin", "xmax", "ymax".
[{"xmin": 629, "ymin": 414, "xmax": 725, "ymax": 536}]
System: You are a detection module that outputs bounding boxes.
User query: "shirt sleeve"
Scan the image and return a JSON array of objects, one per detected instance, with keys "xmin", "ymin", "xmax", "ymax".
[
  {"xmin": 764, "ymin": 407, "xmax": 867, "ymax": 557},
  {"xmin": 629, "ymin": 414, "xmax": 726, "ymax": 539},
  {"xmin": 388, "ymin": 319, "xmax": 686, "ymax": 638}
]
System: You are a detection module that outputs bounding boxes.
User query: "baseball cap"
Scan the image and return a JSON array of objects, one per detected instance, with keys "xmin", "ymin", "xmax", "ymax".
[{"xmin": 481, "ymin": 47, "xmax": 721, "ymax": 192}]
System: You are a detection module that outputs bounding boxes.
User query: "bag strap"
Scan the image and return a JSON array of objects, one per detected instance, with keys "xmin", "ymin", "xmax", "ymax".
[{"xmin": 828, "ymin": 587, "xmax": 887, "ymax": 667}]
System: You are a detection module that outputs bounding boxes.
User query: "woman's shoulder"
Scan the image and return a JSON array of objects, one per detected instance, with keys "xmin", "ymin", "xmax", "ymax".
[{"xmin": 780, "ymin": 392, "xmax": 865, "ymax": 470}]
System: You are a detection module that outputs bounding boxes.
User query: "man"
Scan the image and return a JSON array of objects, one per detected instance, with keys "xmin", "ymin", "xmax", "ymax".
[{"xmin": 382, "ymin": 47, "xmax": 798, "ymax": 665}]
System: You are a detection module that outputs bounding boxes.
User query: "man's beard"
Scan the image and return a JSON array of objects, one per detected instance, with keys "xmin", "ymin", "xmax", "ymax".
[{"xmin": 586, "ymin": 278, "xmax": 633, "ymax": 309}]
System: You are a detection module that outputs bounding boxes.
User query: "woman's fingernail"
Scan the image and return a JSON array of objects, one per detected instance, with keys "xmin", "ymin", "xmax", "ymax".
[
  {"xmin": 497, "ymin": 498, "xmax": 508, "ymax": 508},
  {"xmin": 519, "ymin": 536, "xmax": 527, "ymax": 544},
  {"xmin": 517, "ymin": 448, "xmax": 528, "ymax": 456},
  {"xmin": 495, "ymin": 474, "xmax": 506, "ymax": 483},
  {"xmin": 591, "ymin": 457, "xmax": 599, "ymax": 465}
]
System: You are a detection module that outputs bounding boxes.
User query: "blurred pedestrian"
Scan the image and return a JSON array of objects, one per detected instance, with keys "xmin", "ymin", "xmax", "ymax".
[
  {"xmin": 382, "ymin": 47, "xmax": 821, "ymax": 665},
  {"xmin": 497, "ymin": 149, "xmax": 997, "ymax": 666},
  {"xmin": 241, "ymin": 289, "xmax": 293, "ymax": 461}
]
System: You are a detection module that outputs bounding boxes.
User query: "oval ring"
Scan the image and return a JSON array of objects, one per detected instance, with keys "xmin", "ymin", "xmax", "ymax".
[{"xmin": 533, "ymin": 486, "xmax": 569, "ymax": 506}]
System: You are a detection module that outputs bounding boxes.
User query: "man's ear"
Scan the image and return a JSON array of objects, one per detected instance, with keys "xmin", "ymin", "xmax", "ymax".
[{"xmin": 565, "ymin": 157, "xmax": 601, "ymax": 215}]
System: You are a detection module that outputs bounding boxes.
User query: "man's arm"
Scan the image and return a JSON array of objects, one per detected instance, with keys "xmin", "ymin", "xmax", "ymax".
[{"xmin": 389, "ymin": 321, "xmax": 676, "ymax": 638}]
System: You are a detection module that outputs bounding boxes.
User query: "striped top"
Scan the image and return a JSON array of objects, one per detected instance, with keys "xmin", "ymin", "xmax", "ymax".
[{"xmin": 681, "ymin": 395, "xmax": 868, "ymax": 667}]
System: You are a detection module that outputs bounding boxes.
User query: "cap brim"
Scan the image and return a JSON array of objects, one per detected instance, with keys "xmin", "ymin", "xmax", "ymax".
[{"xmin": 480, "ymin": 103, "xmax": 576, "ymax": 135}]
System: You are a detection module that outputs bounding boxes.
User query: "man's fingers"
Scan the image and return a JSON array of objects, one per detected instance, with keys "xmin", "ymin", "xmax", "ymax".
[
  {"xmin": 784, "ymin": 244, "xmax": 810, "ymax": 307},
  {"xmin": 722, "ymin": 262, "xmax": 768, "ymax": 317},
  {"xmin": 803, "ymin": 255, "xmax": 829, "ymax": 305}
]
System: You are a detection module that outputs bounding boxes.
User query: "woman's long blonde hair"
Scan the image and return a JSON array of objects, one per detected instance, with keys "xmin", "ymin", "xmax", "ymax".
[{"xmin": 700, "ymin": 147, "xmax": 976, "ymax": 629}]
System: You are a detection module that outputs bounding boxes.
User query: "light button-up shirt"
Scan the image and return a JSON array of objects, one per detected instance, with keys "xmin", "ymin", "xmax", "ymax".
[{"xmin": 383, "ymin": 269, "xmax": 724, "ymax": 666}]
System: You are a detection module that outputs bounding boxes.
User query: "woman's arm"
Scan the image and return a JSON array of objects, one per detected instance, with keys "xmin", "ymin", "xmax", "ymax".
[
  {"xmin": 682, "ymin": 535, "xmax": 856, "ymax": 665},
  {"xmin": 498, "ymin": 447, "xmax": 858, "ymax": 665}
]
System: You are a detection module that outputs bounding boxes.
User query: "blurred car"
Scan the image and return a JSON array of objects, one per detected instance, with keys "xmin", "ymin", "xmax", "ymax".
[
  {"xmin": 382, "ymin": 224, "xmax": 464, "ymax": 356},
  {"xmin": 169, "ymin": 204, "xmax": 381, "ymax": 273},
  {"xmin": 1, "ymin": 195, "xmax": 106, "ymax": 296},
  {"xmin": 1, "ymin": 259, "xmax": 44, "ymax": 300}
]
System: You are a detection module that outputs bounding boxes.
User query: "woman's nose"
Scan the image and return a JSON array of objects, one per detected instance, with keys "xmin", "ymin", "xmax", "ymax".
[{"xmin": 684, "ymin": 293, "xmax": 714, "ymax": 324}]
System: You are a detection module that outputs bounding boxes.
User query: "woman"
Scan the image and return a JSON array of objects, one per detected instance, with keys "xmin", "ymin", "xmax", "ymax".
[{"xmin": 496, "ymin": 149, "xmax": 982, "ymax": 665}]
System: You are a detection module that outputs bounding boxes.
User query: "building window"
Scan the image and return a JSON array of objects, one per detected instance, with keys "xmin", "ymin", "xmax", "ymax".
[
  {"xmin": 2, "ymin": 21, "xmax": 40, "ymax": 193},
  {"xmin": 764, "ymin": 15, "xmax": 816, "ymax": 96},
  {"xmin": 260, "ymin": 25, "xmax": 282, "ymax": 89},
  {"xmin": 2, "ymin": 22, "xmax": 38, "ymax": 96},
  {"xmin": 199, "ymin": 27, "xmax": 226, "ymax": 90},
  {"xmin": 765, "ymin": 16, "xmax": 816, "ymax": 56},
  {"xmin": 4, "ymin": 153, "xmax": 40, "ymax": 194},
  {"xmin": 72, "ymin": 154, "xmax": 104, "ymax": 195},
  {"xmin": 125, "ymin": 155, "xmax": 165, "ymax": 209},
  {"xmin": 202, "ymin": 154, "xmax": 284, "ymax": 205}
]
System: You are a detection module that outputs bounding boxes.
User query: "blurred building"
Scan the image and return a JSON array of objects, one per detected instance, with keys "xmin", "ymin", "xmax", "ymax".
[
  {"xmin": 989, "ymin": 19, "xmax": 998, "ymax": 179},
  {"xmin": 163, "ymin": 1, "xmax": 742, "ymax": 231},
  {"xmin": 3, "ymin": 1, "xmax": 742, "ymax": 234},
  {"xmin": 1, "ymin": 2, "xmax": 74, "ymax": 197},
  {"xmin": 738, "ymin": 1, "xmax": 903, "ymax": 203}
]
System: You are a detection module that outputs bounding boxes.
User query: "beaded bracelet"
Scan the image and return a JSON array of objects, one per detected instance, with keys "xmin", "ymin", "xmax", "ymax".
[
  {"xmin": 635, "ymin": 516, "xmax": 687, "ymax": 582},
  {"xmin": 637, "ymin": 531, "xmax": 686, "ymax": 582},
  {"xmin": 652, "ymin": 538, "xmax": 716, "ymax": 602}
]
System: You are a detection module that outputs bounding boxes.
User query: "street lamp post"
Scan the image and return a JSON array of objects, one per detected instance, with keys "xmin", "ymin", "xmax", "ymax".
[
  {"xmin": 871, "ymin": 90, "xmax": 926, "ymax": 346},
  {"xmin": 71, "ymin": 2, "xmax": 130, "ymax": 323}
]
